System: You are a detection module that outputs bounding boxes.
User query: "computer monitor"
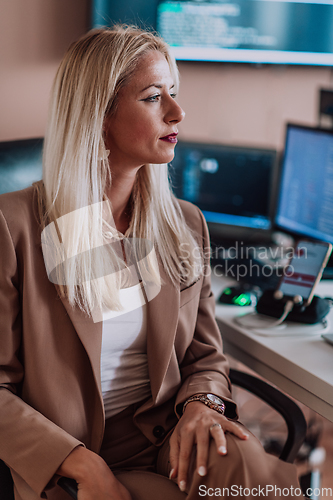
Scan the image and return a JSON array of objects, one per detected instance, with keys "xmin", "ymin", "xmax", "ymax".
[
  {"xmin": 0, "ymin": 138, "xmax": 43, "ymax": 195},
  {"xmin": 275, "ymin": 124, "xmax": 333, "ymax": 244},
  {"xmin": 170, "ymin": 140, "xmax": 277, "ymax": 240},
  {"xmin": 92, "ymin": 0, "xmax": 333, "ymax": 67}
]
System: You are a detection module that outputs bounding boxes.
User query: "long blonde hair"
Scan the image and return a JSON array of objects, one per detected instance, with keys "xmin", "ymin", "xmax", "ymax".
[{"xmin": 36, "ymin": 25, "xmax": 203, "ymax": 317}]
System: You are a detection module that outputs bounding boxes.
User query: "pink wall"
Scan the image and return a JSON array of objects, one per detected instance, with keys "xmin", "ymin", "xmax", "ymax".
[
  {"xmin": 177, "ymin": 61, "xmax": 333, "ymax": 150},
  {"xmin": 1, "ymin": 0, "xmax": 332, "ymax": 151},
  {"xmin": 0, "ymin": 0, "xmax": 90, "ymax": 141}
]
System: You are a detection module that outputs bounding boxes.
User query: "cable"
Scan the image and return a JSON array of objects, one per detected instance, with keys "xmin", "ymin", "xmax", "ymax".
[
  {"xmin": 233, "ymin": 291, "xmax": 331, "ymax": 337},
  {"xmin": 324, "ymin": 296, "xmax": 333, "ymax": 308},
  {"xmin": 234, "ymin": 299, "xmax": 294, "ymax": 332},
  {"xmin": 265, "ymin": 299, "xmax": 294, "ymax": 327}
]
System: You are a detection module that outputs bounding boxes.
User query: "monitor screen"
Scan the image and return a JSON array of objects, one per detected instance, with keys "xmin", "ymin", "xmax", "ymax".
[
  {"xmin": 0, "ymin": 138, "xmax": 43, "ymax": 195},
  {"xmin": 92, "ymin": 0, "xmax": 333, "ymax": 66},
  {"xmin": 275, "ymin": 124, "xmax": 333, "ymax": 244},
  {"xmin": 170, "ymin": 141, "xmax": 276, "ymax": 231}
]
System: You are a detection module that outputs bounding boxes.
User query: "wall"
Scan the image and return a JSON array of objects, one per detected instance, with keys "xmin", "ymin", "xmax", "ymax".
[
  {"xmin": 0, "ymin": 0, "xmax": 90, "ymax": 141},
  {"xmin": 1, "ymin": 0, "xmax": 333, "ymax": 151},
  {"xmin": 177, "ymin": 61, "xmax": 333, "ymax": 151}
]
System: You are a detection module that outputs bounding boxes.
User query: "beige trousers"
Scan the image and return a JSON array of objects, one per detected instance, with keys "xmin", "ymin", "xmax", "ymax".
[{"xmin": 99, "ymin": 403, "xmax": 302, "ymax": 500}]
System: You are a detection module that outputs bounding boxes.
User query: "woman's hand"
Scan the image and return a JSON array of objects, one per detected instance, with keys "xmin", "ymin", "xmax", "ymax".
[
  {"xmin": 169, "ymin": 401, "xmax": 249, "ymax": 493},
  {"xmin": 56, "ymin": 446, "xmax": 132, "ymax": 500}
]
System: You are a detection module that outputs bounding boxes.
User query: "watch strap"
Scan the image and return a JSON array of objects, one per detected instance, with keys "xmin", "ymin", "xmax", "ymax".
[{"xmin": 183, "ymin": 393, "xmax": 226, "ymax": 415}]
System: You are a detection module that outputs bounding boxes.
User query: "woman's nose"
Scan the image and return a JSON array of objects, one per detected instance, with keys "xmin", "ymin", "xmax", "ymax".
[{"xmin": 165, "ymin": 98, "xmax": 185, "ymax": 124}]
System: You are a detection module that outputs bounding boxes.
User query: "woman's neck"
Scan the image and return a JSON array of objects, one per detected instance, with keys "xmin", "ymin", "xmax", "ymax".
[{"xmin": 105, "ymin": 167, "xmax": 139, "ymax": 234}]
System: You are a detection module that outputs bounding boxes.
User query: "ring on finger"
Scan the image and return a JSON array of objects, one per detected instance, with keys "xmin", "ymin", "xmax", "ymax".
[{"xmin": 209, "ymin": 423, "xmax": 222, "ymax": 432}]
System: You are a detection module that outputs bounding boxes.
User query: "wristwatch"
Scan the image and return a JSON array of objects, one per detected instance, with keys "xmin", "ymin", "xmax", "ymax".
[{"xmin": 183, "ymin": 393, "xmax": 226, "ymax": 415}]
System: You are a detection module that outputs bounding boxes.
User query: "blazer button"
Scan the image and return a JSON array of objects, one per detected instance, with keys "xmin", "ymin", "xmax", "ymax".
[{"xmin": 153, "ymin": 425, "xmax": 166, "ymax": 438}]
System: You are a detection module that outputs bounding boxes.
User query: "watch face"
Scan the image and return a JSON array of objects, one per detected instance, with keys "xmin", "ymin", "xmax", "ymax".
[{"xmin": 207, "ymin": 394, "xmax": 223, "ymax": 405}]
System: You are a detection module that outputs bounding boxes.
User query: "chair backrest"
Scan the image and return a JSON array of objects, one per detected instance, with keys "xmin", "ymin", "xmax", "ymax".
[{"xmin": 229, "ymin": 368, "xmax": 307, "ymax": 463}]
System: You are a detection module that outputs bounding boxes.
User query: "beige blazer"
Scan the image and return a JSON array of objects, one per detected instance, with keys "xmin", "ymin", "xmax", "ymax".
[{"xmin": 0, "ymin": 186, "xmax": 236, "ymax": 500}]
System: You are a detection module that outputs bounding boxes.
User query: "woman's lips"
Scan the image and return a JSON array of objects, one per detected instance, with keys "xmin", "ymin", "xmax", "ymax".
[{"xmin": 159, "ymin": 133, "xmax": 178, "ymax": 144}]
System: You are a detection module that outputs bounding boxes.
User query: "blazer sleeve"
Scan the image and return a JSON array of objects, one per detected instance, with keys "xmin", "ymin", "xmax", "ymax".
[
  {"xmin": 0, "ymin": 209, "xmax": 83, "ymax": 498},
  {"xmin": 174, "ymin": 206, "xmax": 238, "ymax": 420}
]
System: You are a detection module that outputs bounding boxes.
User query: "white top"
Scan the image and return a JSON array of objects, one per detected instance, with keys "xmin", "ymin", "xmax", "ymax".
[{"xmin": 100, "ymin": 282, "xmax": 151, "ymax": 419}]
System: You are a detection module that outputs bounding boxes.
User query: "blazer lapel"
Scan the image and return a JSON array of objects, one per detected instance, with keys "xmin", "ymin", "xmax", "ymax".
[
  {"xmin": 58, "ymin": 292, "xmax": 103, "ymax": 397},
  {"xmin": 56, "ymin": 292, "xmax": 106, "ymax": 451},
  {"xmin": 146, "ymin": 263, "xmax": 180, "ymax": 404}
]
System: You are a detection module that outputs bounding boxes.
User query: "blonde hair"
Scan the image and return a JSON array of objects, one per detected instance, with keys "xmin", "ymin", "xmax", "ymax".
[{"xmin": 36, "ymin": 25, "xmax": 203, "ymax": 317}]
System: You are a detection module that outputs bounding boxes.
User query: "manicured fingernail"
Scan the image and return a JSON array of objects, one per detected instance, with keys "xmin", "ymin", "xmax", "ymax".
[
  {"xmin": 169, "ymin": 469, "xmax": 175, "ymax": 479},
  {"xmin": 198, "ymin": 466, "xmax": 206, "ymax": 477},
  {"xmin": 179, "ymin": 480, "xmax": 186, "ymax": 492},
  {"xmin": 243, "ymin": 433, "xmax": 249, "ymax": 439},
  {"xmin": 219, "ymin": 446, "xmax": 227, "ymax": 454}
]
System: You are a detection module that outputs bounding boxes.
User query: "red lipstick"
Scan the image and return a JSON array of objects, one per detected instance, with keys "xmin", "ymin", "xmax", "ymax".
[{"xmin": 159, "ymin": 133, "xmax": 178, "ymax": 143}]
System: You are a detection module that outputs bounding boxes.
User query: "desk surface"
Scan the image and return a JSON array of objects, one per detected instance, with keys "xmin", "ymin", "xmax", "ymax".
[{"xmin": 211, "ymin": 273, "xmax": 333, "ymax": 422}]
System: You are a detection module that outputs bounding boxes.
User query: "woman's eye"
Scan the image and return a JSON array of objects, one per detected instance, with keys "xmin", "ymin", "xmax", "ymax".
[
  {"xmin": 145, "ymin": 94, "xmax": 161, "ymax": 102},
  {"xmin": 141, "ymin": 92, "xmax": 177, "ymax": 102}
]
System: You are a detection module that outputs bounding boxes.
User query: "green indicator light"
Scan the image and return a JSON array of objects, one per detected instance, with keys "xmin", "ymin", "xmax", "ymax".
[
  {"xmin": 234, "ymin": 294, "xmax": 250, "ymax": 306},
  {"xmin": 224, "ymin": 288, "xmax": 232, "ymax": 295}
]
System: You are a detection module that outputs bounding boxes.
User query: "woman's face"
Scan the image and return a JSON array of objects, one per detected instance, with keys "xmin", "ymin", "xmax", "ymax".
[{"xmin": 103, "ymin": 50, "xmax": 185, "ymax": 172}]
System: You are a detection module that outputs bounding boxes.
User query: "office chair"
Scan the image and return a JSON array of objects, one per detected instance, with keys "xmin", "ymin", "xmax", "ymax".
[{"xmin": 0, "ymin": 368, "xmax": 307, "ymax": 500}]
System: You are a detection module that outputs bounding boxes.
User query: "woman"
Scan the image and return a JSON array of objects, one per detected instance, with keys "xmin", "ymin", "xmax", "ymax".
[{"xmin": 0, "ymin": 26, "xmax": 301, "ymax": 500}]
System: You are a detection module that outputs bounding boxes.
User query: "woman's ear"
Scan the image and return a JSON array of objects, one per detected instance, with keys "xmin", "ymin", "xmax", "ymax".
[
  {"xmin": 100, "ymin": 120, "xmax": 110, "ymax": 159},
  {"xmin": 102, "ymin": 118, "xmax": 109, "ymax": 142},
  {"xmin": 102, "ymin": 118, "xmax": 107, "ymax": 134}
]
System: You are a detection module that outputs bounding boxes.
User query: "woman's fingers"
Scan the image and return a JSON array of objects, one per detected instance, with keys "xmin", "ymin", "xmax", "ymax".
[
  {"xmin": 168, "ymin": 432, "xmax": 180, "ymax": 481},
  {"xmin": 169, "ymin": 404, "xmax": 250, "ymax": 493},
  {"xmin": 209, "ymin": 422, "xmax": 227, "ymax": 455},
  {"xmin": 211, "ymin": 421, "xmax": 249, "ymax": 455},
  {"xmin": 177, "ymin": 429, "xmax": 195, "ymax": 491},
  {"xmin": 195, "ymin": 425, "xmax": 210, "ymax": 477},
  {"xmin": 225, "ymin": 421, "xmax": 249, "ymax": 441}
]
